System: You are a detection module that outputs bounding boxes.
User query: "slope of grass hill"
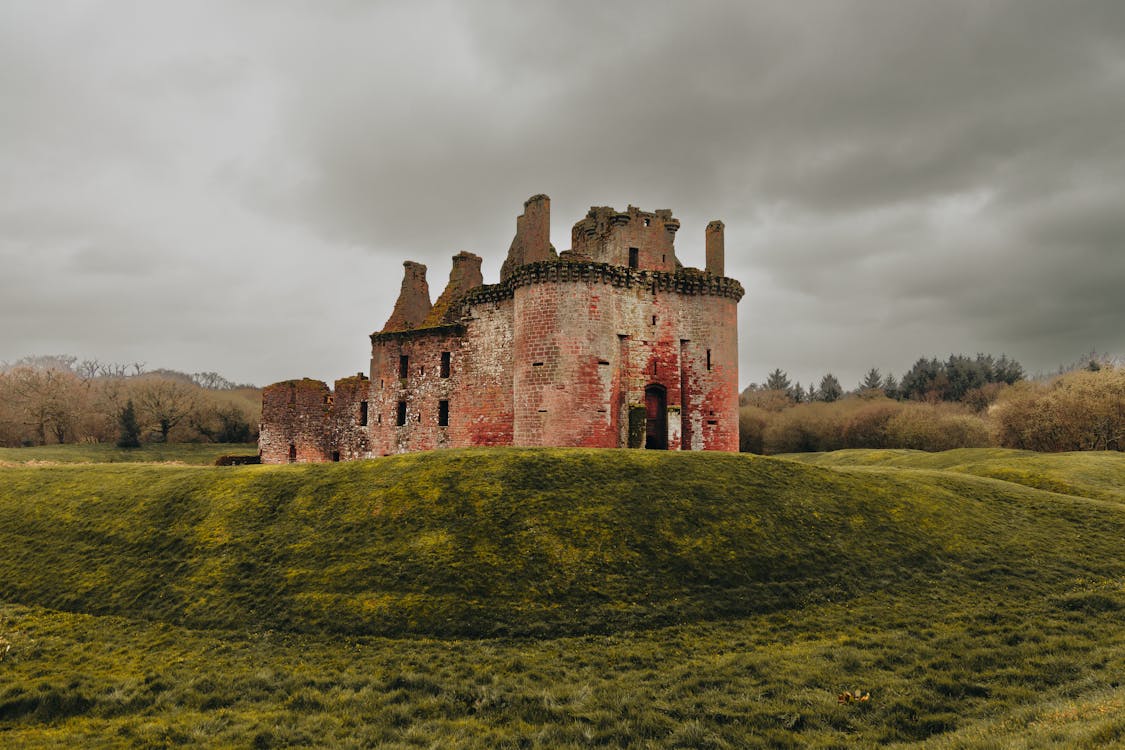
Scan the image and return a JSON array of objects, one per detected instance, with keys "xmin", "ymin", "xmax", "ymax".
[{"xmin": 1, "ymin": 447, "xmax": 1124, "ymax": 747}]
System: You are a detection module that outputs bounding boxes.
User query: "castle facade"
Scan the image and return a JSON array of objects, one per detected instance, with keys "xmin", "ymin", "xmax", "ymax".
[{"xmin": 259, "ymin": 195, "xmax": 743, "ymax": 462}]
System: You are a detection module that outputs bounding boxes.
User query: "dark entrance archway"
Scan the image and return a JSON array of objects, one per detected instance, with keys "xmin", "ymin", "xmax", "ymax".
[{"xmin": 645, "ymin": 384, "xmax": 668, "ymax": 450}]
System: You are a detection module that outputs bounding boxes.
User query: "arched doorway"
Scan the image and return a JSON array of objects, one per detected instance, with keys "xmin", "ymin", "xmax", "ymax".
[{"xmin": 645, "ymin": 384, "xmax": 667, "ymax": 450}]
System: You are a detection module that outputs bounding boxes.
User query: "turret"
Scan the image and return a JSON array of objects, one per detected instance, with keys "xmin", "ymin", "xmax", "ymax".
[
  {"xmin": 570, "ymin": 205, "xmax": 680, "ymax": 271},
  {"xmin": 705, "ymin": 220, "xmax": 724, "ymax": 276}
]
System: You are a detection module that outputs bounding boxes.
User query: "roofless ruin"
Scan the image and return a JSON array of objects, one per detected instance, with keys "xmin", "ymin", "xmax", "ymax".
[{"xmin": 259, "ymin": 195, "xmax": 743, "ymax": 461}]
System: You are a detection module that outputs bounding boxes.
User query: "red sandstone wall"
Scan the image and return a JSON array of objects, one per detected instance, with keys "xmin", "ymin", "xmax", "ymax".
[
  {"xmin": 509, "ymin": 265, "xmax": 740, "ymax": 451},
  {"xmin": 367, "ymin": 300, "xmax": 514, "ymax": 455},
  {"xmin": 369, "ymin": 330, "xmax": 459, "ymax": 455},
  {"xmin": 259, "ymin": 379, "xmax": 333, "ymax": 463},
  {"xmin": 675, "ymin": 294, "xmax": 740, "ymax": 451},
  {"xmin": 512, "ymin": 279, "xmax": 621, "ymax": 447},
  {"xmin": 455, "ymin": 297, "xmax": 515, "ymax": 447},
  {"xmin": 329, "ymin": 374, "xmax": 372, "ymax": 460}
]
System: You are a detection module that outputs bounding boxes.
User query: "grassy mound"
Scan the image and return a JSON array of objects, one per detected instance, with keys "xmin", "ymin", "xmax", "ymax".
[{"xmin": 3, "ymin": 448, "xmax": 1124, "ymax": 638}]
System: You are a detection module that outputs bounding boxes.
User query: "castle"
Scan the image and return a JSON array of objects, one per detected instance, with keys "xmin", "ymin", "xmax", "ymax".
[{"xmin": 259, "ymin": 195, "xmax": 743, "ymax": 462}]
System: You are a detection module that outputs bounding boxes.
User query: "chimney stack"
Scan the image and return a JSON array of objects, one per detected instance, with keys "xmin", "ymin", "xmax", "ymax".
[
  {"xmin": 705, "ymin": 220, "xmax": 725, "ymax": 276},
  {"xmin": 380, "ymin": 261, "xmax": 432, "ymax": 332}
]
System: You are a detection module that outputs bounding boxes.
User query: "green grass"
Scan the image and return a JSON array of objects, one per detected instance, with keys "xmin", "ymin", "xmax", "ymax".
[
  {"xmin": 2, "ymin": 448, "xmax": 1124, "ymax": 747},
  {"xmin": 0, "ymin": 442, "xmax": 258, "ymax": 465},
  {"xmin": 782, "ymin": 447, "xmax": 1125, "ymax": 504}
]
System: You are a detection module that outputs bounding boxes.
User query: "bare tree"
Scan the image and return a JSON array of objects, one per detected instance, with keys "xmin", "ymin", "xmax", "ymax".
[
  {"xmin": 8, "ymin": 367, "xmax": 82, "ymax": 445},
  {"xmin": 134, "ymin": 377, "xmax": 196, "ymax": 442}
]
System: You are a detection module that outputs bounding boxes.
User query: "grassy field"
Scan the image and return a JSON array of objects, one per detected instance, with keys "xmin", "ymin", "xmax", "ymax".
[
  {"xmin": 1, "ymin": 448, "xmax": 1124, "ymax": 747},
  {"xmin": 0, "ymin": 442, "xmax": 258, "ymax": 466},
  {"xmin": 782, "ymin": 447, "xmax": 1125, "ymax": 505}
]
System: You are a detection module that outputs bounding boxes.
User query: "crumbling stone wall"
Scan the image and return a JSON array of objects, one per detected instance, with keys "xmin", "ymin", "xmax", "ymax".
[
  {"xmin": 260, "ymin": 195, "xmax": 743, "ymax": 461},
  {"xmin": 259, "ymin": 375, "xmax": 371, "ymax": 462}
]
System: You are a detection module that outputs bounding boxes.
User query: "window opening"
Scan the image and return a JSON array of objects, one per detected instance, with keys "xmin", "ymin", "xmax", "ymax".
[
  {"xmin": 399, "ymin": 355, "xmax": 409, "ymax": 378},
  {"xmin": 359, "ymin": 400, "xmax": 368, "ymax": 426},
  {"xmin": 440, "ymin": 351, "xmax": 451, "ymax": 378},
  {"xmin": 438, "ymin": 399, "xmax": 449, "ymax": 426},
  {"xmin": 628, "ymin": 247, "xmax": 639, "ymax": 269},
  {"xmin": 288, "ymin": 443, "xmax": 296, "ymax": 463},
  {"xmin": 396, "ymin": 401, "xmax": 407, "ymax": 426},
  {"xmin": 331, "ymin": 451, "xmax": 340, "ymax": 462},
  {"xmin": 706, "ymin": 349, "xmax": 712, "ymax": 371}
]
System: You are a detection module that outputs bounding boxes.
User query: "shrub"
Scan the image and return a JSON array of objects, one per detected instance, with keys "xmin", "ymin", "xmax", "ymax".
[
  {"xmin": 885, "ymin": 404, "xmax": 990, "ymax": 451},
  {"xmin": 842, "ymin": 401, "xmax": 902, "ymax": 449},
  {"xmin": 991, "ymin": 368, "xmax": 1125, "ymax": 451}
]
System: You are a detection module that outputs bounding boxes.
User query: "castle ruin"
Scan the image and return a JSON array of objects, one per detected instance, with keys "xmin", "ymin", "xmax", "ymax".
[{"xmin": 259, "ymin": 195, "xmax": 743, "ymax": 461}]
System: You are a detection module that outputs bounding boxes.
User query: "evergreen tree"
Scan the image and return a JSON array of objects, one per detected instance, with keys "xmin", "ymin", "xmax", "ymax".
[
  {"xmin": 817, "ymin": 373, "xmax": 843, "ymax": 402},
  {"xmin": 116, "ymin": 399, "xmax": 141, "ymax": 449},
  {"xmin": 765, "ymin": 368, "xmax": 792, "ymax": 392},
  {"xmin": 883, "ymin": 373, "xmax": 900, "ymax": 400},
  {"xmin": 860, "ymin": 367, "xmax": 883, "ymax": 392}
]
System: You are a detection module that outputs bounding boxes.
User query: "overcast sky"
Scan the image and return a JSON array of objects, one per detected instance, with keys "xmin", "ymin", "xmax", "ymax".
[{"xmin": 2, "ymin": 1, "xmax": 1123, "ymax": 389}]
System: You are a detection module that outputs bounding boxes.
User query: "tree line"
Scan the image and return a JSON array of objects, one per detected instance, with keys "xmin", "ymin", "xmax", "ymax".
[
  {"xmin": 0, "ymin": 355, "xmax": 261, "ymax": 448},
  {"xmin": 741, "ymin": 353, "xmax": 1123, "ymax": 454}
]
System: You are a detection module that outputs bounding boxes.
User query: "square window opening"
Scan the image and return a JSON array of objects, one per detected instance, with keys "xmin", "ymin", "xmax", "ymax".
[
  {"xmin": 440, "ymin": 351, "xmax": 451, "ymax": 378},
  {"xmin": 629, "ymin": 247, "xmax": 639, "ymax": 269},
  {"xmin": 438, "ymin": 399, "xmax": 449, "ymax": 427},
  {"xmin": 399, "ymin": 355, "xmax": 409, "ymax": 379},
  {"xmin": 396, "ymin": 401, "xmax": 407, "ymax": 426}
]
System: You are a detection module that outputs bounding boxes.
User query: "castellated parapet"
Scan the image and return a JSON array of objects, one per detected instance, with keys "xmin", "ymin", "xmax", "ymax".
[{"xmin": 259, "ymin": 196, "xmax": 744, "ymax": 462}]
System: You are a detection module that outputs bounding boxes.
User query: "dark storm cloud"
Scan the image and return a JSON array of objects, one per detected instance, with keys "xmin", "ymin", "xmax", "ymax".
[{"xmin": 1, "ymin": 0, "xmax": 1122, "ymax": 386}]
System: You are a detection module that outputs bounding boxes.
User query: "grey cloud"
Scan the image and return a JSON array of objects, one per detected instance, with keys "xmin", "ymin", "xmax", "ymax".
[{"xmin": 1, "ymin": 0, "xmax": 1123, "ymax": 388}]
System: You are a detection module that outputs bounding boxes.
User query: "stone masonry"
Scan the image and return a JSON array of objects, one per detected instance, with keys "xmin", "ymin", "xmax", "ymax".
[{"xmin": 259, "ymin": 195, "xmax": 744, "ymax": 462}]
